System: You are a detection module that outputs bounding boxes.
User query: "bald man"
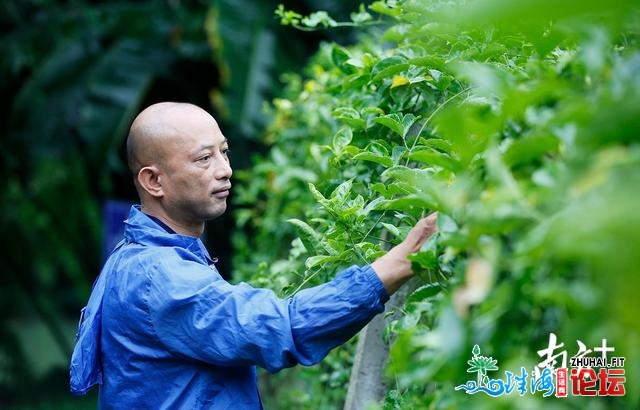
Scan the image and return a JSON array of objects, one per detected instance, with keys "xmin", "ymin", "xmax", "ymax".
[{"xmin": 70, "ymin": 102, "xmax": 437, "ymax": 409}]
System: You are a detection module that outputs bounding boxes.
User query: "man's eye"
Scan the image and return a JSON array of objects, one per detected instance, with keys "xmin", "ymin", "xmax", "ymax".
[{"xmin": 199, "ymin": 155, "xmax": 211, "ymax": 162}]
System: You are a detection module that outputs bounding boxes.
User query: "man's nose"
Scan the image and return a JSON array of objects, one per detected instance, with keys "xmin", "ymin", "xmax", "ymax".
[{"xmin": 214, "ymin": 159, "xmax": 232, "ymax": 180}]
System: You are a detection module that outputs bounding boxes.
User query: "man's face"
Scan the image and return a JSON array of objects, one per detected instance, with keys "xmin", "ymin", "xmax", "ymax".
[{"xmin": 158, "ymin": 109, "xmax": 232, "ymax": 225}]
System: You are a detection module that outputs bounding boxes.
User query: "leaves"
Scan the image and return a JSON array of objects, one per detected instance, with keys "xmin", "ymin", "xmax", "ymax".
[
  {"xmin": 332, "ymin": 128, "xmax": 353, "ymax": 156},
  {"xmin": 208, "ymin": 0, "xmax": 278, "ymax": 137},
  {"xmin": 371, "ymin": 56, "xmax": 410, "ymax": 82},
  {"xmin": 353, "ymin": 151, "xmax": 393, "ymax": 168},
  {"xmin": 374, "ymin": 113, "xmax": 418, "ymax": 139},
  {"xmin": 1, "ymin": 0, "xmax": 217, "ymax": 401},
  {"xmin": 287, "ymin": 218, "xmax": 321, "ymax": 253},
  {"xmin": 237, "ymin": 0, "xmax": 640, "ymax": 408}
]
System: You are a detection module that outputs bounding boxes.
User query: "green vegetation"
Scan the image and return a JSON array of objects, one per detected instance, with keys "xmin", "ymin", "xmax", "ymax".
[
  {"xmin": 233, "ymin": 0, "xmax": 640, "ymax": 408},
  {"xmin": 0, "ymin": 0, "xmax": 355, "ymax": 406},
  {"xmin": 2, "ymin": 0, "xmax": 638, "ymax": 408},
  {"xmin": 1, "ymin": 1, "xmax": 212, "ymax": 406}
]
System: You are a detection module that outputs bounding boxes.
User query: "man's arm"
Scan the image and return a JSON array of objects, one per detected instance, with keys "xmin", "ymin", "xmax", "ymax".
[
  {"xmin": 371, "ymin": 213, "xmax": 438, "ymax": 295},
  {"xmin": 145, "ymin": 213, "xmax": 437, "ymax": 372}
]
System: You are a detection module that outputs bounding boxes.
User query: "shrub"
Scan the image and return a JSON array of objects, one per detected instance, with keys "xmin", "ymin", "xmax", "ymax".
[{"xmin": 233, "ymin": 1, "xmax": 640, "ymax": 408}]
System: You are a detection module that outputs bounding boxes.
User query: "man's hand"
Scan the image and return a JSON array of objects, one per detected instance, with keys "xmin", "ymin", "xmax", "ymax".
[{"xmin": 371, "ymin": 213, "xmax": 438, "ymax": 295}]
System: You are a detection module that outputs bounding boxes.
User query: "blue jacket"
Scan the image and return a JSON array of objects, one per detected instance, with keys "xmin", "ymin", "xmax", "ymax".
[{"xmin": 70, "ymin": 205, "xmax": 389, "ymax": 409}]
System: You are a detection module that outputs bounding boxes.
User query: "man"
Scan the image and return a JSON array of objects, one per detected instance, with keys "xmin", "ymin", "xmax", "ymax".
[{"xmin": 70, "ymin": 102, "xmax": 437, "ymax": 408}]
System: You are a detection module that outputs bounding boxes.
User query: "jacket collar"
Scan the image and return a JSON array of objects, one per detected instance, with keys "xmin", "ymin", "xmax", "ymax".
[{"xmin": 124, "ymin": 205, "xmax": 217, "ymax": 266}]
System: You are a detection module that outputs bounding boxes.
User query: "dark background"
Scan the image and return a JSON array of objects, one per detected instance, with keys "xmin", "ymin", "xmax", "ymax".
[{"xmin": 0, "ymin": 0, "xmax": 362, "ymax": 407}]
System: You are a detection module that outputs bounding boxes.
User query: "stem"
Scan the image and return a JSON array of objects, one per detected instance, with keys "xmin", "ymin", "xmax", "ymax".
[
  {"xmin": 404, "ymin": 86, "xmax": 472, "ymax": 167},
  {"xmin": 290, "ymin": 20, "xmax": 381, "ymax": 32},
  {"xmin": 287, "ymin": 267, "xmax": 321, "ymax": 297}
]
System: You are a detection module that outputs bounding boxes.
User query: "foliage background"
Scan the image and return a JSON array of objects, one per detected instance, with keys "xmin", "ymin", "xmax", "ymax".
[
  {"xmin": 233, "ymin": 0, "xmax": 640, "ymax": 409},
  {"xmin": 0, "ymin": 0, "xmax": 360, "ymax": 407},
  {"xmin": 1, "ymin": 0, "xmax": 638, "ymax": 409}
]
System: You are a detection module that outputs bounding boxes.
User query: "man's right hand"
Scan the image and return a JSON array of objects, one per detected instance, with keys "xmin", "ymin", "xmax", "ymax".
[{"xmin": 371, "ymin": 213, "xmax": 438, "ymax": 294}]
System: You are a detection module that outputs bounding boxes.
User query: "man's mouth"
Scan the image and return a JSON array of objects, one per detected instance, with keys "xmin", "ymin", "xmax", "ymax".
[{"xmin": 212, "ymin": 185, "xmax": 232, "ymax": 198}]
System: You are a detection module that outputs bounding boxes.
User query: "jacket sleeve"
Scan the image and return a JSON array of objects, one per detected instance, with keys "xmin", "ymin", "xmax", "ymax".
[{"xmin": 146, "ymin": 257, "xmax": 389, "ymax": 373}]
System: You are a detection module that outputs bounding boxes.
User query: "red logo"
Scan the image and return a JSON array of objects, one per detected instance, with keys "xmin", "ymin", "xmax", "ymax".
[
  {"xmin": 556, "ymin": 368, "xmax": 568, "ymax": 397},
  {"xmin": 570, "ymin": 368, "xmax": 626, "ymax": 396}
]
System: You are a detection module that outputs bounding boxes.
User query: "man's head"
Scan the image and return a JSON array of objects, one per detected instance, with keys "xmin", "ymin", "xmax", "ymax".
[{"xmin": 126, "ymin": 102, "xmax": 232, "ymax": 236}]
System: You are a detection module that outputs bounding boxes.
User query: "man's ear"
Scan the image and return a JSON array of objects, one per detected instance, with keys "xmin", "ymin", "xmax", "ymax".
[{"xmin": 137, "ymin": 166, "xmax": 163, "ymax": 198}]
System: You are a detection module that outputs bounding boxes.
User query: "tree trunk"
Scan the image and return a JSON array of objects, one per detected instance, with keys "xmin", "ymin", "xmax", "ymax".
[{"xmin": 343, "ymin": 279, "xmax": 416, "ymax": 410}]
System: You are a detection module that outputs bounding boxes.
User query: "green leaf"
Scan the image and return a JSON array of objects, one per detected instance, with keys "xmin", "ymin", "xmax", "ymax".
[
  {"xmin": 371, "ymin": 56, "xmax": 410, "ymax": 83},
  {"xmin": 381, "ymin": 166, "xmax": 437, "ymax": 196},
  {"xmin": 376, "ymin": 195, "xmax": 435, "ymax": 213},
  {"xmin": 374, "ymin": 113, "xmax": 404, "ymax": 136},
  {"xmin": 333, "ymin": 127, "xmax": 353, "ymax": 155},
  {"xmin": 381, "ymin": 222, "xmax": 401, "ymax": 238},
  {"xmin": 400, "ymin": 114, "xmax": 418, "ymax": 138},
  {"xmin": 406, "ymin": 149, "xmax": 460, "ymax": 172},
  {"xmin": 437, "ymin": 213, "xmax": 458, "ymax": 233},
  {"xmin": 351, "ymin": 5, "xmax": 373, "ymax": 24},
  {"xmin": 301, "ymin": 11, "xmax": 337, "ymax": 28},
  {"xmin": 370, "ymin": 0, "xmax": 403, "ymax": 17},
  {"xmin": 352, "ymin": 151, "xmax": 393, "ymax": 168},
  {"xmin": 331, "ymin": 45, "xmax": 356, "ymax": 73},
  {"xmin": 392, "ymin": 146, "xmax": 406, "ymax": 165},
  {"xmin": 407, "ymin": 249, "xmax": 438, "ymax": 270},
  {"xmin": 407, "ymin": 283, "xmax": 444, "ymax": 303},
  {"xmin": 330, "ymin": 178, "xmax": 354, "ymax": 203},
  {"xmin": 287, "ymin": 218, "xmax": 321, "ymax": 253},
  {"xmin": 374, "ymin": 113, "xmax": 417, "ymax": 138},
  {"xmin": 382, "ymin": 165, "xmax": 465, "ymax": 214},
  {"xmin": 274, "ymin": 4, "xmax": 302, "ymax": 25},
  {"xmin": 333, "ymin": 107, "xmax": 367, "ymax": 130},
  {"xmin": 209, "ymin": 0, "xmax": 276, "ymax": 136},
  {"xmin": 308, "ymin": 183, "xmax": 327, "ymax": 203},
  {"xmin": 362, "ymin": 196, "xmax": 387, "ymax": 216},
  {"xmin": 305, "ymin": 254, "xmax": 337, "ymax": 269},
  {"xmin": 503, "ymin": 134, "xmax": 559, "ymax": 167},
  {"xmin": 421, "ymin": 138, "xmax": 454, "ymax": 154}
]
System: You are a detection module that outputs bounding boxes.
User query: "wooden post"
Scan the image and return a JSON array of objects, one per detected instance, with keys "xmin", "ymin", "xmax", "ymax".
[{"xmin": 343, "ymin": 280, "xmax": 415, "ymax": 410}]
